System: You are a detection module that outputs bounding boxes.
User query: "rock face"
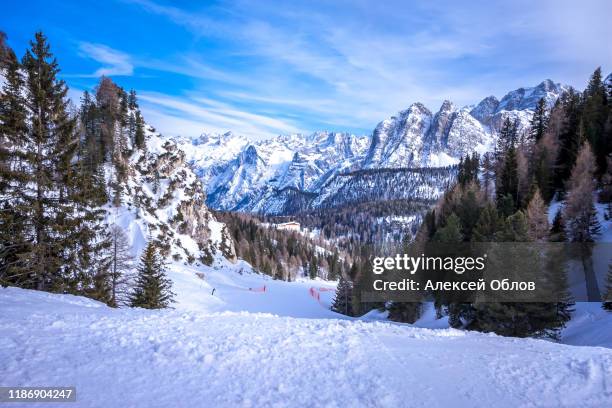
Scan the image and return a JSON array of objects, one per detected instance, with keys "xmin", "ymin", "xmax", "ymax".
[
  {"xmin": 178, "ymin": 79, "xmax": 569, "ymax": 215},
  {"xmin": 118, "ymin": 130, "xmax": 236, "ymax": 264}
]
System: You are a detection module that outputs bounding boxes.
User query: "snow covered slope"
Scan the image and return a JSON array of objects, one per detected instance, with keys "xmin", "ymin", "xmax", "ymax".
[{"xmin": 2, "ymin": 285, "xmax": 612, "ymax": 408}]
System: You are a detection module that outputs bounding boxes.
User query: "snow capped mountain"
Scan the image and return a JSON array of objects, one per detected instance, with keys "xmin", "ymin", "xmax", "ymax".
[
  {"xmin": 178, "ymin": 79, "xmax": 568, "ymax": 215},
  {"xmin": 496, "ymin": 79, "xmax": 566, "ymax": 112},
  {"xmin": 173, "ymin": 131, "xmax": 369, "ymax": 212},
  {"xmin": 364, "ymin": 79, "xmax": 568, "ymax": 170}
]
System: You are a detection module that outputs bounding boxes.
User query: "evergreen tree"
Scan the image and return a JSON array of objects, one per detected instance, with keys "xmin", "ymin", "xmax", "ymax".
[
  {"xmin": 555, "ymin": 88, "xmax": 583, "ymax": 190},
  {"xmin": 0, "ymin": 42, "xmax": 29, "ymax": 286},
  {"xmin": 472, "ymin": 203, "xmax": 501, "ymax": 242},
  {"xmin": 495, "ymin": 117, "xmax": 518, "ymax": 162},
  {"xmin": 473, "ymin": 211, "xmax": 569, "ymax": 338},
  {"xmin": 549, "ymin": 208, "xmax": 567, "ymax": 242},
  {"xmin": 15, "ymin": 32, "xmax": 91, "ymax": 291},
  {"xmin": 581, "ymin": 67, "xmax": 608, "ymax": 173},
  {"xmin": 331, "ymin": 276, "xmax": 353, "ymax": 316},
  {"xmin": 604, "ymin": 261, "xmax": 612, "ymax": 311},
  {"xmin": 496, "ymin": 144, "xmax": 519, "ymax": 214},
  {"xmin": 308, "ymin": 256, "xmax": 319, "ymax": 279},
  {"xmin": 529, "ymin": 98, "xmax": 549, "ymax": 143},
  {"xmin": 433, "ymin": 213, "xmax": 463, "ymax": 243},
  {"xmin": 130, "ymin": 241, "xmax": 174, "ymax": 309},
  {"xmin": 134, "ymin": 111, "xmax": 146, "ymax": 150}
]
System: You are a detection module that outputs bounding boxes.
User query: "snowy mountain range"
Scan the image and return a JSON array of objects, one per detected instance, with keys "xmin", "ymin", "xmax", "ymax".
[{"xmin": 174, "ymin": 79, "xmax": 569, "ymax": 215}]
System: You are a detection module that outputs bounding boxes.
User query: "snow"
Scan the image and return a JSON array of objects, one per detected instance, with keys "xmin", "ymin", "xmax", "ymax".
[{"xmin": 2, "ymin": 284, "xmax": 612, "ymax": 407}]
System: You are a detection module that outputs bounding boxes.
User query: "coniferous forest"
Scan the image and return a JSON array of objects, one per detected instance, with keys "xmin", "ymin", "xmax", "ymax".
[
  {"xmin": 354, "ymin": 68, "xmax": 612, "ymax": 337},
  {"xmin": 0, "ymin": 32, "xmax": 173, "ymax": 309}
]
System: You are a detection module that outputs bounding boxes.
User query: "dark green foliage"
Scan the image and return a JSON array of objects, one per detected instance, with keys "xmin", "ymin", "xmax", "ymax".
[
  {"xmin": 472, "ymin": 203, "xmax": 501, "ymax": 242},
  {"xmin": 529, "ymin": 98, "xmax": 549, "ymax": 143},
  {"xmin": 457, "ymin": 153, "xmax": 479, "ymax": 186},
  {"xmin": 496, "ymin": 145, "xmax": 519, "ymax": 214},
  {"xmin": 554, "ymin": 89, "xmax": 583, "ymax": 190},
  {"xmin": 549, "ymin": 209, "xmax": 566, "ymax": 242},
  {"xmin": 216, "ymin": 211, "xmax": 348, "ymax": 281},
  {"xmin": 581, "ymin": 67, "xmax": 609, "ymax": 174},
  {"xmin": 331, "ymin": 276, "xmax": 353, "ymax": 316},
  {"xmin": 604, "ymin": 261, "xmax": 612, "ymax": 311},
  {"xmin": 130, "ymin": 242, "xmax": 174, "ymax": 309},
  {"xmin": 0, "ymin": 32, "xmax": 108, "ymax": 293},
  {"xmin": 433, "ymin": 213, "xmax": 463, "ymax": 243}
]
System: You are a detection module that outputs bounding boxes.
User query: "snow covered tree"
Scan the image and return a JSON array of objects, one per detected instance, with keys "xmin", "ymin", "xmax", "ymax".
[
  {"xmin": 0, "ymin": 41, "xmax": 29, "ymax": 286},
  {"xmin": 130, "ymin": 241, "xmax": 174, "ymax": 309},
  {"xmin": 106, "ymin": 225, "xmax": 135, "ymax": 307},
  {"xmin": 12, "ymin": 32, "xmax": 95, "ymax": 291}
]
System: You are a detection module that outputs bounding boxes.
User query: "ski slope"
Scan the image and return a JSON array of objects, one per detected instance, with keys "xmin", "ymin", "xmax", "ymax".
[{"xmin": 2, "ymin": 271, "xmax": 612, "ymax": 407}]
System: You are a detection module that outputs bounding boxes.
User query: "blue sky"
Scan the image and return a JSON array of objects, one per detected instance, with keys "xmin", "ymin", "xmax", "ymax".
[{"xmin": 3, "ymin": 0, "xmax": 611, "ymax": 140}]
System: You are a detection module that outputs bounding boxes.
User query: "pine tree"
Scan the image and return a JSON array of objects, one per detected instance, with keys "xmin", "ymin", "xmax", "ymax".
[
  {"xmin": 495, "ymin": 210, "xmax": 529, "ymax": 242},
  {"xmin": 433, "ymin": 213, "xmax": 463, "ymax": 243},
  {"xmin": 529, "ymin": 98, "xmax": 548, "ymax": 143},
  {"xmin": 496, "ymin": 144, "xmax": 519, "ymax": 214},
  {"xmin": 308, "ymin": 256, "xmax": 319, "ymax": 279},
  {"xmin": 472, "ymin": 203, "xmax": 501, "ymax": 242},
  {"xmin": 555, "ymin": 89, "xmax": 583, "ymax": 190},
  {"xmin": 134, "ymin": 111, "xmax": 146, "ymax": 150},
  {"xmin": 473, "ymin": 211, "xmax": 569, "ymax": 338},
  {"xmin": 16, "ymin": 32, "xmax": 85, "ymax": 291},
  {"xmin": 331, "ymin": 276, "xmax": 353, "ymax": 316},
  {"xmin": 130, "ymin": 241, "xmax": 174, "ymax": 309},
  {"xmin": 603, "ymin": 261, "xmax": 612, "ymax": 311},
  {"xmin": 481, "ymin": 152, "xmax": 495, "ymax": 200},
  {"xmin": 495, "ymin": 117, "xmax": 518, "ymax": 163},
  {"xmin": 581, "ymin": 67, "xmax": 608, "ymax": 173},
  {"xmin": 0, "ymin": 42, "xmax": 29, "ymax": 286},
  {"xmin": 549, "ymin": 208, "xmax": 567, "ymax": 242}
]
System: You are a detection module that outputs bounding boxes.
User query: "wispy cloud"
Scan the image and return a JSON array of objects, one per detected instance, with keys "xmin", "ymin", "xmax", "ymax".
[
  {"xmin": 78, "ymin": 42, "xmax": 133, "ymax": 77},
  {"xmin": 138, "ymin": 91, "xmax": 303, "ymax": 140},
  {"xmin": 71, "ymin": 0, "xmax": 612, "ymax": 139}
]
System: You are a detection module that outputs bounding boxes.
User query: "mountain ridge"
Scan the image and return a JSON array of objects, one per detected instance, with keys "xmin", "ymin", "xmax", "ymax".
[{"xmin": 175, "ymin": 79, "xmax": 570, "ymax": 214}]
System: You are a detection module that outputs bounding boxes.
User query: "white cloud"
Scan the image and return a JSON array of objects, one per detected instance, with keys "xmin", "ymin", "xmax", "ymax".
[
  {"xmin": 138, "ymin": 92, "xmax": 303, "ymax": 140},
  {"xmin": 78, "ymin": 42, "xmax": 134, "ymax": 77},
  {"xmin": 120, "ymin": 0, "xmax": 612, "ymax": 139}
]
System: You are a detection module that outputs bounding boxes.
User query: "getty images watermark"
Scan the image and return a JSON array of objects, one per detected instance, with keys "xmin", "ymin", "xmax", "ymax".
[{"xmin": 360, "ymin": 242, "xmax": 612, "ymax": 303}]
